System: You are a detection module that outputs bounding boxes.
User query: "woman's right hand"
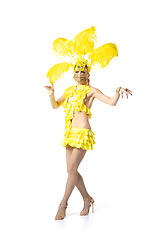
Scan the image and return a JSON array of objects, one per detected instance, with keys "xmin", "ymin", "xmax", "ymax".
[{"xmin": 44, "ymin": 82, "xmax": 54, "ymax": 96}]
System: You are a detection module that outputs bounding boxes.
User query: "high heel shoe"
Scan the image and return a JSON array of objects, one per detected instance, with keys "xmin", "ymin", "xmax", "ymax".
[
  {"xmin": 80, "ymin": 198, "xmax": 95, "ymax": 216},
  {"xmin": 55, "ymin": 203, "xmax": 68, "ymax": 220}
]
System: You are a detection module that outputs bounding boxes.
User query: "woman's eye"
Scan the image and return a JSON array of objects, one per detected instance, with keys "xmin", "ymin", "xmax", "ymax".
[{"xmin": 75, "ymin": 70, "xmax": 85, "ymax": 73}]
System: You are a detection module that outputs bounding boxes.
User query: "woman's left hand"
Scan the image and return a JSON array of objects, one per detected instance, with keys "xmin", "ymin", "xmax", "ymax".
[{"xmin": 120, "ymin": 88, "xmax": 132, "ymax": 99}]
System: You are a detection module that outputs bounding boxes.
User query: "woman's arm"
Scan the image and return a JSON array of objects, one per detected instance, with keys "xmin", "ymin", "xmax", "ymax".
[
  {"xmin": 44, "ymin": 82, "xmax": 65, "ymax": 109},
  {"xmin": 93, "ymin": 87, "xmax": 132, "ymax": 106},
  {"xmin": 93, "ymin": 88, "xmax": 120, "ymax": 106},
  {"xmin": 49, "ymin": 93, "xmax": 65, "ymax": 109}
]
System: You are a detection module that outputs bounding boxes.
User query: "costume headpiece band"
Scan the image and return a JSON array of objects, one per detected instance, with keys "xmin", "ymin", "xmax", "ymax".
[{"xmin": 47, "ymin": 26, "xmax": 118, "ymax": 83}]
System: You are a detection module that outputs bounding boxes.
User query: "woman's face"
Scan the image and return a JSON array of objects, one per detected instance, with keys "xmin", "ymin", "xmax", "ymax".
[{"xmin": 73, "ymin": 67, "xmax": 90, "ymax": 85}]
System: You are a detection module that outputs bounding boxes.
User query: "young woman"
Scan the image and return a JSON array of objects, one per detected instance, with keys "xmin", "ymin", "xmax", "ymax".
[{"xmin": 44, "ymin": 64, "xmax": 132, "ymax": 220}]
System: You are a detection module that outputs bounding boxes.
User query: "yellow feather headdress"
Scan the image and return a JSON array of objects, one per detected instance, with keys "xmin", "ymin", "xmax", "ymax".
[{"xmin": 47, "ymin": 26, "xmax": 118, "ymax": 83}]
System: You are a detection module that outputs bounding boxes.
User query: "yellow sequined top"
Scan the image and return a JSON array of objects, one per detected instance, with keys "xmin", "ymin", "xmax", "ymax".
[{"xmin": 62, "ymin": 85, "xmax": 92, "ymax": 138}]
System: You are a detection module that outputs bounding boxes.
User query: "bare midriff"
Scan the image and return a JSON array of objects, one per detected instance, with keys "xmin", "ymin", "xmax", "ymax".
[{"xmin": 71, "ymin": 111, "xmax": 91, "ymax": 129}]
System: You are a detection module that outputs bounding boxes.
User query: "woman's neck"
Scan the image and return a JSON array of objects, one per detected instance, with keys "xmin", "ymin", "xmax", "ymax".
[{"xmin": 76, "ymin": 82, "xmax": 88, "ymax": 86}]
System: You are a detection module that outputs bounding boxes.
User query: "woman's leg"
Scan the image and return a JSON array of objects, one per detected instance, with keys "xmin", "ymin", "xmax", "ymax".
[
  {"xmin": 55, "ymin": 146, "xmax": 87, "ymax": 219},
  {"xmin": 66, "ymin": 146, "xmax": 90, "ymax": 201},
  {"xmin": 65, "ymin": 146, "xmax": 93, "ymax": 215},
  {"xmin": 61, "ymin": 147, "xmax": 87, "ymax": 204}
]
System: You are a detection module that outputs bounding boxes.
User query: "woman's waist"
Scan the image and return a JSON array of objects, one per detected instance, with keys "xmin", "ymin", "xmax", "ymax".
[{"xmin": 71, "ymin": 113, "xmax": 91, "ymax": 129}]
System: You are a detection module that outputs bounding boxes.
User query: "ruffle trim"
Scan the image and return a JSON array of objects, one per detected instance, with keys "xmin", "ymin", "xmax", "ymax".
[
  {"xmin": 63, "ymin": 85, "xmax": 91, "ymax": 99},
  {"xmin": 61, "ymin": 128, "xmax": 95, "ymax": 150},
  {"xmin": 62, "ymin": 85, "xmax": 92, "ymax": 119},
  {"xmin": 62, "ymin": 85, "xmax": 92, "ymax": 141}
]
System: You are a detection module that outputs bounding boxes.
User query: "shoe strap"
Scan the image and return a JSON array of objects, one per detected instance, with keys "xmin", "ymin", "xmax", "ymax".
[
  {"xmin": 84, "ymin": 198, "xmax": 94, "ymax": 204},
  {"xmin": 60, "ymin": 203, "xmax": 68, "ymax": 208}
]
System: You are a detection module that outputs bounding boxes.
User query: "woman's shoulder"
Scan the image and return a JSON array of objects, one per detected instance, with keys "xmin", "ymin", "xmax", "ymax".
[
  {"xmin": 88, "ymin": 85, "xmax": 103, "ymax": 99},
  {"xmin": 88, "ymin": 85, "xmax": 100, "ymax": 93}
]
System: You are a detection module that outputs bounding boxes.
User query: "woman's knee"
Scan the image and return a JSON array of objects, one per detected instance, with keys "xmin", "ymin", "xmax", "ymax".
[{"xmin": 67, "ymin": 164, "xmax": 77, "ymax": 175}]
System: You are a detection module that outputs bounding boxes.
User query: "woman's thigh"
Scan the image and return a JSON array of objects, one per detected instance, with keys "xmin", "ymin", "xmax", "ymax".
[
  {"xmin": 66, "ymin": 145, "xmax": 73, "ymax": 162},
  {"xmin": 66, "ymin": 146, "xmax": 87, "ymax": 172}
]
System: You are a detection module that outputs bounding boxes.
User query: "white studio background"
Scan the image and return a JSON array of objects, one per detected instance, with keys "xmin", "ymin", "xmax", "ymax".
[{"xmin": 0, "ymin": 0, "xmax": 160, "ymax": 239}]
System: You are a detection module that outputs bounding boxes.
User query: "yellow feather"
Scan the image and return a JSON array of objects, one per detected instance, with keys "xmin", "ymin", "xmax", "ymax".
[
  {"xmin": 46, "ymin": 62, "xmax": 73, "ymax": 83},
  {"xmin": 47, "ymin": 26, "xmax": 118, "ymax": 83},
  {"xmin": 72, "ymin": 26, "xmax": 97, "ymax": 56},
  {"xmin": 53, "ymin": 38, "xmax": 73, "ymax": 58},
  {"xmin": 89, "ymin": 43, "xmax": 118, "ymax": 68}
]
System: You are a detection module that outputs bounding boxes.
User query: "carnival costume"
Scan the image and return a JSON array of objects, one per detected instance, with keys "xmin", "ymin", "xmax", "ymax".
[
  {"xmin": 61, "ymin": 84, "xmax": 95, "ymax": 150},
  {"xmin": 46, "ymin": 26, "xmax": 118, "ymax": 150}
]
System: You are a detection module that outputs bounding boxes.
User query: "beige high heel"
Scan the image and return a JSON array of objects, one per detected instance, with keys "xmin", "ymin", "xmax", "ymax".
[
  {"xmin": 55, "ymin": 203, "xmax": 68, "ymax": 220},
  {"xmin": 80, "ymin": 198, "xmax": 95, "ymax": 216}
]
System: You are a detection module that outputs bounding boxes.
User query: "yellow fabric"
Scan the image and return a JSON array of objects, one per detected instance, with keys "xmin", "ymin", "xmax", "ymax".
[
  {"xmin": 61, "ymin": 127, "xmax": 95, "ymax": 150},
  {"xmin": 62, "ymin": 85, "xmax": 93, "ymax": 149}
]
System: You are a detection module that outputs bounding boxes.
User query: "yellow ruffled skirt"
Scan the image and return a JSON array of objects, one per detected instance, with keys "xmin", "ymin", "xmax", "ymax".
[{"xmin": 61, "ymin": 127, "xmax": 95, "ymax": 150}]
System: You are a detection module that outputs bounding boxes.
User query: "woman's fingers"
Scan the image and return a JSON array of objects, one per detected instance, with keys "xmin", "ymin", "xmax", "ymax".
[
  {"xmin": 44, "ymin": 86, "xmax": 51, "ymax": 90},
  {"xmin": 123, "ymin": 88, "xmax": 133, "ymax": 98},
  {"xmin": 119, "ymin": 88, "xmax": 132, "ymax": 99},
  {"xmin": 127, "ymin": 89, "xmax": 132, "ymax": 95}
]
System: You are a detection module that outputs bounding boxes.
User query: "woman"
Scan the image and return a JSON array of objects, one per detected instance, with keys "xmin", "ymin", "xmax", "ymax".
[{"xmin": 44, "ymin": 63, "xmax": 132, "ymax": 220}]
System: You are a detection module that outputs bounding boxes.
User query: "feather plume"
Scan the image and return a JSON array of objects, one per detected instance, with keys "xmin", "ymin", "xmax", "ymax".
[
  {"xmin": 72, "ymin": 26, "xmax": 97, "ymax": 56},
  {"xmin": 89, "ymin": 43, "xmax": 118, "ymax": 68},
  {"xmin": 46, "ymin": 62, "xmax": 73, "ymax": 83},
  {"xmin": 47, "ymin": 27, "xmax": 118, "ymax": 83},
  {"xmin": 52, "ymin": 38, "xmax": 74, "ymax": 58}
]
